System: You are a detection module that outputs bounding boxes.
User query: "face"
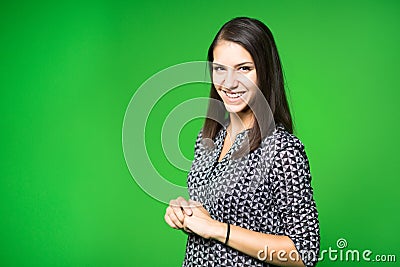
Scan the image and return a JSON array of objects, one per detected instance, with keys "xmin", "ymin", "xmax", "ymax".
[{"xmin": 212, "ymin": 40, "xmax": 258, "ymax": 114}]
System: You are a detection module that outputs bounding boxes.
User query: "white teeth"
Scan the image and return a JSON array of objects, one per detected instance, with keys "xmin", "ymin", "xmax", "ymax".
[{"xmin": 224, "ymin": 91, "xmax": 244, "ymax": 98}]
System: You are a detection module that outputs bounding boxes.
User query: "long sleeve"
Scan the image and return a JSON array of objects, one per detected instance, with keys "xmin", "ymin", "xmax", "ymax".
[{"xmin": 271, "ymin": 144, "xmax": 320, "ymax": 266}]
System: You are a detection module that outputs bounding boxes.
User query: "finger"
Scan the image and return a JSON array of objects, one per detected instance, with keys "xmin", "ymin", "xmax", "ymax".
[
  {"xmin": 183, "ymin": 227, "xmax": 193, "ymax": 233},
  {"xmin": 189, "ymin": 199, "xmax": 201, "ymax": 205},
  {"xmin": 182, "ymin": 221, "xmax": 193, "ymax": 234},
  {"xmin": 164, "ymin": 213, "xmax": 178, "ymax": 229},
  {"xmin": 169, "ymin": 199, "xmax": 185, "ymax": 223},
  {"xmin": 184, "ymin": 217, "xmax": 194, "ymax": 233},
  {"xmin": 166, "ymin": 206, "xmax": 183, "ymax": 228},
  {"xmin": 188, "ymin": 199, "xmax": 203, "ymax": 212},
  {"xmin": 177, "ymin": 197, "xmax": 192, "ymax": 216},
  {"xmin": 188, "ymin": 199, "xmax": 202, "ymax": 208},
  {"xmin": 182, "ymin": 216, "xmax": 192, "ymax": 233},
  {"xmin": 188, "ymin": 200, "xmax": 211, "ymax": 218},
  {"xmin": 167, "ymin": 208, "xmax": 184, "ymax": 228}
]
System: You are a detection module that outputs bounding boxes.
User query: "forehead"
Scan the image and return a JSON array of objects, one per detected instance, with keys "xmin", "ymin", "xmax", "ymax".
[{"xmin": 213, "ymin": 40, "xmax": 254, "ymax": 66}]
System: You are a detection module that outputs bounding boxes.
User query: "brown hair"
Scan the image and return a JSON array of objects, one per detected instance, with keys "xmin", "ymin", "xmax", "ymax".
[{"xmin": 203, "ymin": 17, "xmax": 293, "ymax": 153}]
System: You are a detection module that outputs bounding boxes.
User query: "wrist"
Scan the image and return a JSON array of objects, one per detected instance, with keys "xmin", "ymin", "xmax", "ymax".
[{"xmin": 211, "ymin": 220, "xmax": 228, "ymax": 243}]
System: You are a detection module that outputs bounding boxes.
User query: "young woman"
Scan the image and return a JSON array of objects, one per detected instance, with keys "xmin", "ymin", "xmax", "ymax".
[{"xmin": 165, "ymin": 17, "xmax": 320, "ymax": 267}]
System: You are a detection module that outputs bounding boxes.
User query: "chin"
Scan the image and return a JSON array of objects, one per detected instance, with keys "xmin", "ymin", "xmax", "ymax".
[{"xmin": 224, "ymin": 103, "xmax": 248, "ymax": 113}]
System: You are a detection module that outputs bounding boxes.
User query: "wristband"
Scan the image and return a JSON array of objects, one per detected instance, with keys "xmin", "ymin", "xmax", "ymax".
[{"xmin": 224, "ymin": 222, "xmax": 230, "ymax": 245}]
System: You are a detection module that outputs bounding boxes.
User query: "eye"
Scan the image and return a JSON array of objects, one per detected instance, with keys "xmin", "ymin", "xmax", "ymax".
[
  {"xmin": 213, "ymin": 66, "xmax": 226, "ymax": 72},
  {"xmin": 238, "ymin": 66, "xmax": 253, "ymax": 72}
]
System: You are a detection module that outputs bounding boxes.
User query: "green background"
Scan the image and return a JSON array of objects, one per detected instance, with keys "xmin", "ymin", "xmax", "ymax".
[{"xmin": 1, "ymin": 0, "xmax": 399, "ymax": 266}]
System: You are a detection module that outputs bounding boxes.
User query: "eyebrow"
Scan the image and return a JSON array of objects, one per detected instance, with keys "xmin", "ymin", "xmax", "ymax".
[{"xmin": 212, "ymin": 62, "xmax": 254, "ymax": 68}]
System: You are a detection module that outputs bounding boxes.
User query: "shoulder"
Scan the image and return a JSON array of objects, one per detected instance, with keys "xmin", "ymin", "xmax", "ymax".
[
  {"xmin": 195, "ymin": 127, "xmax": 225, "ymax": 150},
  {"xmin": 260, "ymin": 125, "xmax": 308, "ymax": 162},
  {"xmin": 195, "ymin": 128, "xmax": 203, "ymax": 142},
  {"xmin": 261, "ymin": 126, "xmax": 313, "ymax": 189},
  {"xmin": 262, "ymin": 125, "xmax": 306, "ymax": 152}
]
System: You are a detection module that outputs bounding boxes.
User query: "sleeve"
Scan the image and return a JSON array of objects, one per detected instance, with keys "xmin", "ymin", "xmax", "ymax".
[
  {"xmin": 186, "ymin": 130, "xmax": 203, "ymax": 197},
  {"xmin": 271, "ymin": 144, "xmax": 320, "ymax": 267},
  {"xmin": 192, "ymin": 129, "xmax": 203, "ymax": 161}
]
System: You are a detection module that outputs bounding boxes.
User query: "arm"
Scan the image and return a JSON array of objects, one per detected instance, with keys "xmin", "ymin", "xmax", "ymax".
[
  {"xmin": 214, "ymin": 222, "xmax": 305, "ymax": 267},
  {"xmin": 183, "ymin": 203, "xmax": 306, "ymax": 267},
  {"xmin": 180, "ymin": 144, "xmax": 319, "ymax": 267}
]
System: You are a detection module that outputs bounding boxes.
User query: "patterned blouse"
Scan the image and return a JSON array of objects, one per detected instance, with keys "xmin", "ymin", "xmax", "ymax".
[{"xmin": 182, "ymin": 124, "xmax": 320, "ymax": 267}]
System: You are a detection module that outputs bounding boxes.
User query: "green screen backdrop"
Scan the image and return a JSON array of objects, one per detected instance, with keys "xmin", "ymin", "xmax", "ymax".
[{"xmin": 1, "ymin": 0, "xmax": 399, "ymax": 266}]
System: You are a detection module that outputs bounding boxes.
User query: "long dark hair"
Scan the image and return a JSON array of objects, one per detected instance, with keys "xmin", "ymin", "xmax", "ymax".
[{"xmin": 203, "ymin": 17, "xmax": 293, "ymax": 152}]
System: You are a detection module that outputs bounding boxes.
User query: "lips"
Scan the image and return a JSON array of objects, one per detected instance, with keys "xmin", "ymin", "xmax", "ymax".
[{"xmin": 221, "ymin": 89, "xmax": 246, "ymax": 99}]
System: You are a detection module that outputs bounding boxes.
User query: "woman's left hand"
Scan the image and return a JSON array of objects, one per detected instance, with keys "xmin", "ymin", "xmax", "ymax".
[{"xmin": 183, "ymin": 200, "xmax": 225, "ymax": 240}]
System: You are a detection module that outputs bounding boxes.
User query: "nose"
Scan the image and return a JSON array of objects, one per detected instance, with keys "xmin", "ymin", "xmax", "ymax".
[{"xmin": 223, "ymin": 69, "xmax": 239, "ymax": 90}]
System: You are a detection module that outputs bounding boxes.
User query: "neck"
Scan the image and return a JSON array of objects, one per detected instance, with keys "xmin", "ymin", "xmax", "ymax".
[{"xmin": 227, "ymin": 110, "xmax": 254, "ymax": 136}]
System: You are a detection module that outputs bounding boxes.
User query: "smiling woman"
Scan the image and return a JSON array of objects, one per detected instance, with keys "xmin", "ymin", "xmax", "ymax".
[
  {"xmin": 212, "ymin": 41, "xmax": 257, "ymax": 112},
  {"xmin": 164, "ymin": 17, "xmax": 320, "ymax": 267}
]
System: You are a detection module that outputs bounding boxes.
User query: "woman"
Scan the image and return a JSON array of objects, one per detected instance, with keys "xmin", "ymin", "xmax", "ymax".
[{"xmin": 164, "ymin": 17, "xmax": 320, "ymax": 267}]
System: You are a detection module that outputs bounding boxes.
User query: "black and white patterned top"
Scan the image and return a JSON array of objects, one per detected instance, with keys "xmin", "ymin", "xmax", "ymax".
[{"xmin": 183, "ymin": 124, "xmax": 320, "ymax": 267}]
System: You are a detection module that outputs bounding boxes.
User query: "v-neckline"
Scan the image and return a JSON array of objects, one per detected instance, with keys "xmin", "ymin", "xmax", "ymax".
[
  {"xmin": 216, "ymin": 127, "xmax": 248, "ymax": 163},
  {"xmin": 217, "ymin": 131, "xmax": 233, "ymax": 163}
]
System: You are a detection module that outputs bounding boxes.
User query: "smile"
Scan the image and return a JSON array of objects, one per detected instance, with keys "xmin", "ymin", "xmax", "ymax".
[{"xmin": 222, "ymin": 89, "xmax": 246, "ymax": 99}]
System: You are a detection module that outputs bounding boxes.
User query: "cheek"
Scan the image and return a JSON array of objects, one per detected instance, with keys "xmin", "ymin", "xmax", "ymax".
[
  {"xmin": 212, "ymin": 73, "xmax": 224, "ymax": 88},
  {"xmin": 237, "ymin": 72, "xmax": 258, "ymax": 90},
  {"xmin": 248, "ymin": 72, "xmax": 258, "ymax": 87},
  {"xmin": 242, "ymin": 87, "xmax": 258, "ymax": 105},
  {"xmin": 246, "ymin": 73, "xmax": 259, "ymax": 98},
  {"xmin": 215, "ymin": 87, "xmax": 224, "ymax": 98},
  {"xmin": 243, "ymin": 91, "xmax": 255, "ymax": 103}
]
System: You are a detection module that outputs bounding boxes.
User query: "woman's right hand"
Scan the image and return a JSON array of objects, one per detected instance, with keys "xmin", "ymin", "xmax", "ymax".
[{"xmin": 164, "ymin": 196, "xmax": 193, "ymax": 230}]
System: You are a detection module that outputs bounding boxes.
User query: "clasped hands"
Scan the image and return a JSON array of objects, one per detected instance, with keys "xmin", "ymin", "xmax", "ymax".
[{"xmin": 164, "ymin": 196, "xmax": 224, "ymax": 240}]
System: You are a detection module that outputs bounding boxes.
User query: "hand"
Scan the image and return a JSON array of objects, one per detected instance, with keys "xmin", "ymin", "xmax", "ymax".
[
  {"xmin": 183, "ymin": 200, "xmax": 225, "ymax": 240},
  {"xmin": 164, "ymin": 196, "xmax": 193, "ymax": 230}
]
